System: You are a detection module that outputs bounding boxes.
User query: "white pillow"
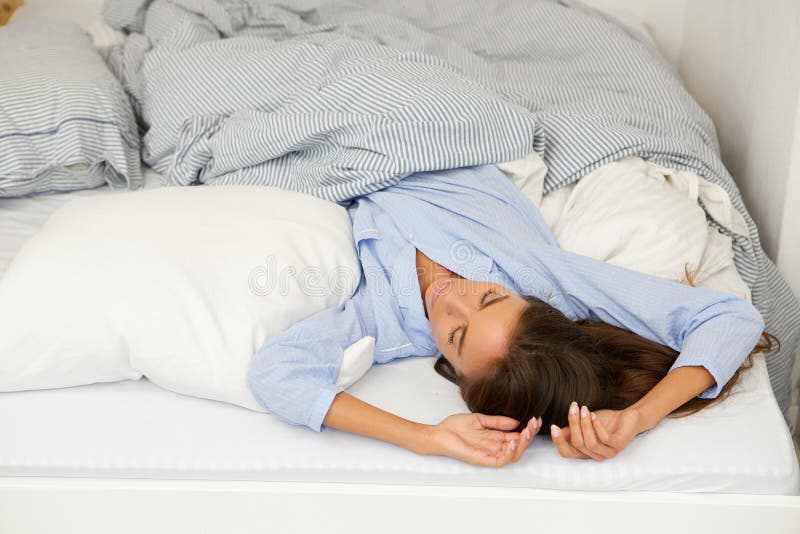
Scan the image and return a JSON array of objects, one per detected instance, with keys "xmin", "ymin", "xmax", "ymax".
[
  {"xmin": 497, "ymin": 153, "xmax": 750, "ymax": 301},
  {"xmin": 539, "ymin": 157, "xmax": 709, "ymax": 283},
  {"xmin": 0, "ymin": 185, "xmax": 367, "ymax": 412}
]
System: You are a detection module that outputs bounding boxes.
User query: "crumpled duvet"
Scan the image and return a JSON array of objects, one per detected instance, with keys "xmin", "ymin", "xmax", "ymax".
[{"xmin": 101, "ymin": 0, "xmax": 799, "ymax": 416}]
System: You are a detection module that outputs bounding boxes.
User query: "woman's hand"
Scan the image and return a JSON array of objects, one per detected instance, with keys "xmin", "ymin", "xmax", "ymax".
[
  {"xmin": 426, "ymin": 413, "xmax": 542, "ymax": 467},
  {"xmin": 549, "ymin": 402, "xmax": 647, "ymax": 461}
]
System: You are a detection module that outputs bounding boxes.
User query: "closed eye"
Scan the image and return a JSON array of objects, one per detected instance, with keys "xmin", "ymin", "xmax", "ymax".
[
  {"xmin": 450, "ymin": 289, "xmax": 509, "ymax": 356},
  {"xmin": 448, "ymin": 325, "xmax": 461, "ymax": 345}
]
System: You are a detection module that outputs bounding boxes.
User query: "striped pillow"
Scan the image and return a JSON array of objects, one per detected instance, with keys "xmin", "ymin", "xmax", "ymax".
[{"xmin": 0, "ymin": 20, "xmax": 141, "ymax": 197}]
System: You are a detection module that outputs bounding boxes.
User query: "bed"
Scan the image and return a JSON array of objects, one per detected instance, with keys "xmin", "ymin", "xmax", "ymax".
[{"xmin": 1, "ymin": 1, "xmax": 799, "ymax": 532}]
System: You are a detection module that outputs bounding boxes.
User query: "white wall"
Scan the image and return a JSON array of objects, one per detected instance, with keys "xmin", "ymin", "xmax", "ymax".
[{"xmin": 778, "ymin": 101, "xmax": 800, "ymax": 299}]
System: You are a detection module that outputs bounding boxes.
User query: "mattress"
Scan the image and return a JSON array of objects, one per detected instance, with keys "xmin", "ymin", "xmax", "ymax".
[{"xmin": 0, "ymin": 169, "xmax": 798, "ymax": 495}]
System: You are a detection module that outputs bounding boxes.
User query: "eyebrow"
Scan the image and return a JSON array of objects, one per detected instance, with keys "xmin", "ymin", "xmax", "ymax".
[{"xmin": 458, "ymin": 294, "xmax": 510, "ymax": 357}]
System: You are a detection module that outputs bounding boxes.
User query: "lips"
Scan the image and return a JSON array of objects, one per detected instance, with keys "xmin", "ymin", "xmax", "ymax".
[{"xmin": 430, "ymin": 278, "xmax": 453, "ymax": 310}]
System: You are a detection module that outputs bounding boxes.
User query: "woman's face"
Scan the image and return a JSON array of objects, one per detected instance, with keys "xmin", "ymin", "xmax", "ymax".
[{"xmin": 426, "ymin": 277, "xmax": 529, "ymax": 379}]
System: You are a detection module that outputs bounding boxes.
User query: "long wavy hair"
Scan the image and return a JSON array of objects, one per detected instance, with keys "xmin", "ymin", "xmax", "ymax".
[{"xmin": 434, "ymin": 293, "xmax": 778, "ymax": 432}]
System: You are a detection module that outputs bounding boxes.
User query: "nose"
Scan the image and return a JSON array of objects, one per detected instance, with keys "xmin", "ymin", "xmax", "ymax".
[{"xmin": 442, "ymin": 280, "xmax": 468, "ymax": 318}]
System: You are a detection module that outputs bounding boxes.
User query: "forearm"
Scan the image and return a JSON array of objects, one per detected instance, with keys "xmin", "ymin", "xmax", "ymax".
[
  {"xmin": 630, "ymin": 365, "xmax": 715, "ymax": 431},
  {"xmin": 322, "ymin": 391, "xmax": 434, "ymax": 454}
]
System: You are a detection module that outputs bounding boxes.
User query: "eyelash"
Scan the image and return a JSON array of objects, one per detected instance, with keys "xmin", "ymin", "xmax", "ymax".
[{"xmin": 447, "ymin": 289, "xmax": 494, "ymax": 345}]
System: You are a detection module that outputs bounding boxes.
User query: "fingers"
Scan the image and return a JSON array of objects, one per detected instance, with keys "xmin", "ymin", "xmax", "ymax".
[
  {"xmin": 592, "ymin": 412, "xmax": 612, "ymax": 443},
  {"xmin": 511, "ymin": 416, "xmax": 541, "ymax": 461},
  {"xmin": 566, "ymin": 401, "xmax": 585, "ymax": 449},
  {"xmin": 580, "ymin": 407, "xmax": 618, "ymax": 459},
  {"xmin": 476, "ymin": 437, "xmax": 516, "ymax": 467},
  {"xmin": 558, "ymin": 402, "xmax": 618, "ymax": 461},
  {"xmin": 524, "ymin": 415, "xmax": 542, "ymax": 442},
  {"xmin": 477, "ymin": 413, "xmax": 520, "ymax": 431},
  {"xmin": 481, "ymin": 416, "xmax": 542, "ymax": 467},
  {"xmin": 566, "ymin": 401, "xmax": 604, "ymax": 461},
  {"xmin": 550, "ymin": 424, "xmax": 590, "ymax": 459},
  {"xmin": 482, "ymin": 433, "xmax": 506, "ymax": 456},
  {"xmin": 590, "ymin": 413, "xmax": 619, "ymax": 457},
  {"xmin": 549, "ymin": 401, "xmax": 608, "ymax": 461}
]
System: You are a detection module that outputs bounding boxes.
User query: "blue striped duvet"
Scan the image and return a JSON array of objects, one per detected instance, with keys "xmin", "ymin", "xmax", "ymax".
[{"xmin": 102, "ymin": 0, "xmax": 799, "ymax": 418}]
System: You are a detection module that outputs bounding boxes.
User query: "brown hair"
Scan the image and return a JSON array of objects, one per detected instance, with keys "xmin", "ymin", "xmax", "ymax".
[{"xmin": 434, "ymin": 295, "xmax": 778, "ymax": 432}]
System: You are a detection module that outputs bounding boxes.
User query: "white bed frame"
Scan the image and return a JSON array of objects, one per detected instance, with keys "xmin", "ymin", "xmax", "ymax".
[
  {"xmin": 1, "ymin": 477, "xmax": 798, "ymax": 533},
  {"xmin": 2, "ymin": 1, "xmax": 799, "ymax": 532}
]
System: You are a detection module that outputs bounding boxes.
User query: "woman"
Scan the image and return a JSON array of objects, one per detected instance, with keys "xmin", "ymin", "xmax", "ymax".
[{"xmin": 246, "ymin": 163, "xmax": 770, "ymax": 467}]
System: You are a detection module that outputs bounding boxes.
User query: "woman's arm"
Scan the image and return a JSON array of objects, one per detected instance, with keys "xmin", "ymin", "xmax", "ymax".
[
  {"xmin": 523, "ymin": 244, "xmax": 765, "ymax": 399},
  {"xmin": 323, "ymin": 391, "xmax": 541, "ymax": 466},
  {"xmin": 323, "ymin": 391, "xmax": 431, "ymax": 453},
  {"xmin": 632, "ymin": 365, "xmax": 715, "ymax": 430},
  {"xmin": 517, "ymin": 242, "xmax": 764, "ymax": 460},
  {"xmin": 550, "ymin": 365, "xmax": 715, "ymax": 460},
  {"xmin": 248, "ymin": 292, "xmax": 541, "ymax": 466}
]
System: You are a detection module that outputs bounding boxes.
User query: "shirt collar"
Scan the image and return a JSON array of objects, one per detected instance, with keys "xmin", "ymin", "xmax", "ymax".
[{"xmin": 391, "ymin": 243, "xmax": 437, "ymax": 353}]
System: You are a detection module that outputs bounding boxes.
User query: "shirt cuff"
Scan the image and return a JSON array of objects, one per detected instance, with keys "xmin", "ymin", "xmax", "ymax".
[
  {"xmin": 307, "ymin": 384, "xmax": 345, "ymax": 432},
  {"xmin": 667, "ymin": 358, "xmax": 722, "ymax": 399}
]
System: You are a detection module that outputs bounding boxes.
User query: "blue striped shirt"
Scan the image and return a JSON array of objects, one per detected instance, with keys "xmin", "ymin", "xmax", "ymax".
[{"xmin": 246, "ymin": 164, "xmax": 765, "ymax": 432}]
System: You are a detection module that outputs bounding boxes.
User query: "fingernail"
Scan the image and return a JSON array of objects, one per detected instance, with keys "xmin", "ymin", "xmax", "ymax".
[
  {"xmin": 550, "ymin": 425, "xmax": 560, "ymax": 437},
  {"xmin": 524, "ymin": 428, "xmax": 531, "ymax": 440},
  {"xmin": 580, "ymin": 405, "xmax": 589, "ymax": 419},
  {"xmin": 590, "ymin": 412, "xmax": 597, "ymax": 421},
  {"xmin": 510, "ymin": 439, "xmax": 517, "ymax": 451},
  {"xmin": 569, "ymin": 401, "xmax": 578, "ymax": 415},
  {"xmin": 531, "ymin": 417, "xmax": 539, "ymax": 430},
  {"xmin": 538, "ymin": 416, "xmax": 543, "ymax": 428}
]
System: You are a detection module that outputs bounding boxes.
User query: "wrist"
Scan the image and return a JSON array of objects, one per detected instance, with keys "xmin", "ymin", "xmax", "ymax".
[
  {"xmin": 628, "ymin": 366, "xmax": 715, "ymax": 433},
  {"xmin": 628, "ymin": 403, "xmax": 661, "ymax": 433},
  {"xmin": 412, "ymin": 423, "xmax": 439, "ymax": 456}
]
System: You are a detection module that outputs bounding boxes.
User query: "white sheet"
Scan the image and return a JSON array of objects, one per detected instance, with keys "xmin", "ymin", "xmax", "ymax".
[
  {"xmin": 0, "ymin": 347, "xmax": 796, "ymax": 494},
  {"xmin": 0, "ymin": 164, "xmax": 797, "ymax": 495}
]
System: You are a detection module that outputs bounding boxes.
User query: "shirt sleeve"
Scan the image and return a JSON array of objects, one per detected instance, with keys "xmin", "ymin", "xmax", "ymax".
[
  {"xmin": 246, "ymin": 292, "xmax": 373, "ymax": 432},
  {"xmin": 524, "ymin": 243, "xmax": 765, "ymax": 399}
]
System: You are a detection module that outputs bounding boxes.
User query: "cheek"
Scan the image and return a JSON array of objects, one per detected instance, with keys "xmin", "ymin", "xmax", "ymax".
[
  {"xmin": 429, "ymin": 314, "xmax": 443, "ymax": 345},
  {"xmin": 428, "ymin": 313, "xmax": 449, "ymax": 352}
]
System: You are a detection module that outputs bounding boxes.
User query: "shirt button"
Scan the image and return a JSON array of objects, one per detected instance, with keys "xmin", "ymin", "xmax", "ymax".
[{"xmin": 408, "ymin": 233, "xmax": 414, "ymax": 240}]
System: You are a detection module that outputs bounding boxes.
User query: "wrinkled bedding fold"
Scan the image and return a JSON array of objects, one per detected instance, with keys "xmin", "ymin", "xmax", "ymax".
[{"xmin": 101, "ymin": 0, "xmax": 799, "ymax": 417}]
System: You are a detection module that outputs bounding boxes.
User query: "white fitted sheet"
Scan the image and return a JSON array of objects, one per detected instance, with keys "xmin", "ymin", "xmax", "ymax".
[
  {"xmin": 0, "ymin": 169, "xmax": 798, "ymax": 495},
  {"xmin": 0, "ymin": 349, "xmax": 797, "ymax": 494}
]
